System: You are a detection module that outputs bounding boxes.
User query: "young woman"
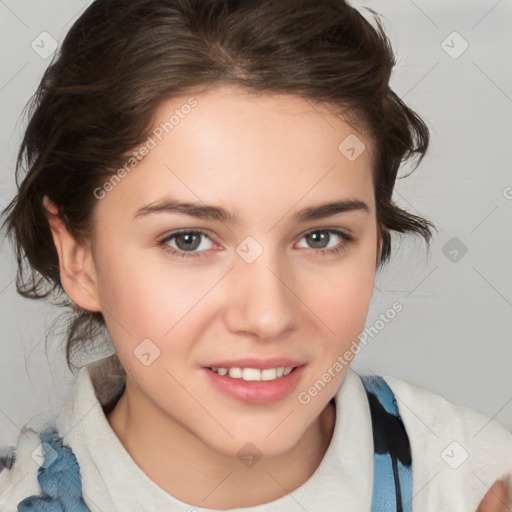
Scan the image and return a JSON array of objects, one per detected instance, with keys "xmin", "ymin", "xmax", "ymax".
[{"xmin": 1, "ymin": 0, "xmax": 510, "ymax": 510}]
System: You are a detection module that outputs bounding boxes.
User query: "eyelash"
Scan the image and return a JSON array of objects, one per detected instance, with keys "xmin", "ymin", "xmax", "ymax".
[{"xmin": 158, "ymin": 228, "xmax": 355, "ymax": 259}]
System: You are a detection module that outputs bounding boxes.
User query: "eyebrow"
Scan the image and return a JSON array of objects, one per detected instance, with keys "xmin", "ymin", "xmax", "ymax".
[{"xmin": 134, "ymin": 197, "xmax": 370, "ymax": 224}]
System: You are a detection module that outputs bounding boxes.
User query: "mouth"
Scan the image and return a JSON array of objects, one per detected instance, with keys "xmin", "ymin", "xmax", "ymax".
[{"xmin": 202, "ymin": 362, "xmax": 306, "ymax": 405}]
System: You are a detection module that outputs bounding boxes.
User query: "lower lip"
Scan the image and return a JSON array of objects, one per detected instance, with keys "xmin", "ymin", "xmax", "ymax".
[{"xmin": 202, "ymin": 365, "xmax": 306, "ymax": 405}]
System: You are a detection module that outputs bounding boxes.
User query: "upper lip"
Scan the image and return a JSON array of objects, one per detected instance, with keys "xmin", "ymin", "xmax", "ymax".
[{"xmin": 204, "ymin": 358, "xmax": 305, "ymax": 370}]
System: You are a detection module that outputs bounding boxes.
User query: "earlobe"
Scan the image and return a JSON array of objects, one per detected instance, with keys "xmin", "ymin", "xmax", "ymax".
[{"xmin": 43, "ymin": 196, "xmax": 101, "ymax": 312}]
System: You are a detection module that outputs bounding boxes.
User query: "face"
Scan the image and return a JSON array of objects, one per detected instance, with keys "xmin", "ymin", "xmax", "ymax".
[{"xmin": 86, "ymin": 84, "xmax": 380, "ymax": 459}]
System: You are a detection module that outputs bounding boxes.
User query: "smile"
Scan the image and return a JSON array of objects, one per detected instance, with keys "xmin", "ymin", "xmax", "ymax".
[{"xmin": 203, "ymin": 364, "xmax": 306, "ymax": 404}]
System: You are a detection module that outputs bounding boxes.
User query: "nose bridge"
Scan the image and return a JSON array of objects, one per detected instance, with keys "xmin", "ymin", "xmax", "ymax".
[{"xmin": 224, "ymin": 235, "xmax": 300, "ymax": 339}]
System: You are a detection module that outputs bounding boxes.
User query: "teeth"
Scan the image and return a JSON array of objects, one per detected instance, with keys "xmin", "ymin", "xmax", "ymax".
[
  {"xmin": 261, "ymin": 368, "xmax": 277, "ymax": 381},
  {"xmin": 228, "ymin": 367, "xmax": 243, "ymax": 379},
  {"xmin": 211, "ymin": 366, "xmax": 295, "ymax": 381},
  {"xmin": 242, "ymin": 368, "xmax": 261, "ymax": 381}
]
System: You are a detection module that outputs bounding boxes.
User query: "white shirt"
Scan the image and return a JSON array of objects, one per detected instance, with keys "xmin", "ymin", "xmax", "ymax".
[{"xmin": 1, "ymin": 357, "xmax": 511, "ymax": 511}]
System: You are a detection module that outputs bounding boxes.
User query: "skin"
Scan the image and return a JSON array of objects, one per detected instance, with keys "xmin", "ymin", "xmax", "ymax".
[
  {"xmin": 43, "ymin": 84, "xmax": 509, "ymax": 510},
  {"xmin": 478, "ymin": 480, "xmax": 510, "ymax": 512}
]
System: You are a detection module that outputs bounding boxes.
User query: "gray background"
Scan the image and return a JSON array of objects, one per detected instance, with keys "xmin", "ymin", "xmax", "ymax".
[{"xmin": 1, "ymin": 0, "xmax": 511, "ymax": 447}]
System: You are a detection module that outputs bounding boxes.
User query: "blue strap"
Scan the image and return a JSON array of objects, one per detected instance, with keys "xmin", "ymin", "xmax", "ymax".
[
  {"xmin": 360, "ymin": 374, "xmax": 413, "ymax": 512},
  {"xmin": 17, "ymin": 427, "xmax": 90, "ymax": 511}
]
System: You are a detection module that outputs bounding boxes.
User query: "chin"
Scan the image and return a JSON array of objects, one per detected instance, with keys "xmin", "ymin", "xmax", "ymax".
[{"xmin": 207, "ymin": 425, "xmax": 306, "ymax": 463}]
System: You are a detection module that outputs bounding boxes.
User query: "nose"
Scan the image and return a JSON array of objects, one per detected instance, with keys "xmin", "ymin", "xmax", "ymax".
[{"xmin": 222, "ymin": 247, "xmax": 301, "ymax": 341}]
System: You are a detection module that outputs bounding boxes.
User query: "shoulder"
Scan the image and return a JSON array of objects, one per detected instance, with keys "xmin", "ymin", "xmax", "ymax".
[
  {"xmin": 383, "ymin": 375, "xmax": 512, "ymax": 446},
  {"xmin": 382, "ymin": 375, "xmax": 512, "ymax": 508},
  {"xmin": 0, "ymin": 426, "xmax": 46, "ymax": 509}
]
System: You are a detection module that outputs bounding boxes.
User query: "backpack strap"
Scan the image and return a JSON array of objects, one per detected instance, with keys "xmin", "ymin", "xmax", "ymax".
[
  {"xmin": 17, "ymin": 427, "xmax": 90, "ymax": 511},
  {"xmin": 360, "ymin": 374, "xmax": 413, "ymax": 512}
]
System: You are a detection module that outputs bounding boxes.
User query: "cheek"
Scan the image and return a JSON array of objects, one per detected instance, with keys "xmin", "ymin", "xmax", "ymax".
[
  {"xmin": 308, "ymin": 238, "xmax": 377, "ymax": 349},
  {"xmin": 295, "ymin": 241, "xmax": 376, "ymax": 398},
  {"xmin": 95, "ymin": 249, "xmax": 206, "ymax": 332},
  {"xmin": 93, "ymin": 240, "xmax": 225, "ymax": 366}
]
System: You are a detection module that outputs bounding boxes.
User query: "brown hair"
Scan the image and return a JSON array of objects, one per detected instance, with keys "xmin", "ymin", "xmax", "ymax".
[{"xmin": 1, "ymin": 0, "xmax": 435, "ymax": 372}]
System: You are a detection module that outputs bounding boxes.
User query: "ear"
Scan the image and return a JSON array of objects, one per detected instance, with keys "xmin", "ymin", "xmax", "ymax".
[{"xmin": 43, "ymin": 196, "xmax": 101, "ymax": 312}]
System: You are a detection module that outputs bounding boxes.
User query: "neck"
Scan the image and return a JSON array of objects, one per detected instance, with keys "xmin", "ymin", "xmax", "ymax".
[{"xmin": 106, "ymin": 376, "xmax": 336, "ymax": 508}]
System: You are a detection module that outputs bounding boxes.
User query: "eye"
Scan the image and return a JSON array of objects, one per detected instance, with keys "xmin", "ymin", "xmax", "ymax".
[
  {"xmin": 158, "ymin": 228, "xmax": 354, "ymax": 259},
  {"xmin": 159, "ymin": 229, "xmax": 214, "ymax": 258},
  {"xmin": 296, "ymin": 228, "xmax": 354, "ymax": 257}
]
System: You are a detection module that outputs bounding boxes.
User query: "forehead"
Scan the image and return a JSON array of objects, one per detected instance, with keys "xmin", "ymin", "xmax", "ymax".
[{"xmin": 97, "ymin": 84, "xmax": 376, "ymax": 222}]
